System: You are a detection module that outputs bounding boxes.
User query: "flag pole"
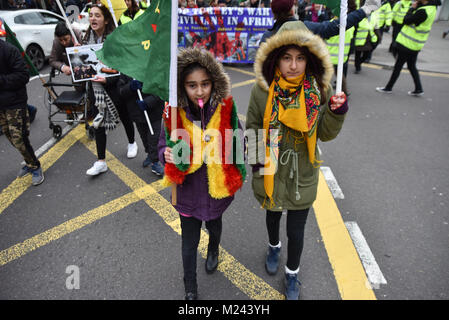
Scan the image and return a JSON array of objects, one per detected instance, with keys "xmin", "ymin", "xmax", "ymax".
[
  {"xmin": 336, "ymin": 0, "xmax": 348, "ymax": 94},
  {"xmin": 104, "ymin": 0, "xmax": 119, "ymax": 29},
  {"xmin": 55, "ymin": 0, "xmax": 80, "ymax": 45},
  {"xmin": 137, "ymin": 90, "xmax": 154, "ymax": 135},
  {"xmin": 170, "ymin": 0, "xmax": 179, "ymax": 206}
]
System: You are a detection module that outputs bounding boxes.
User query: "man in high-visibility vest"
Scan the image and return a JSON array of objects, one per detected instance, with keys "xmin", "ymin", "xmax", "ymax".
[
  {"xmin": 139, "ymin": 0, "xmax": 149, "ymax": 10},
  {"xmin": 376, "ymin": 0, "xmax": 441, "ymax": 96},
  {"xmin": 377, "ymin": 0, "xmax": 393, "ymax": 37},
  {"xmin": 325, "ymin": 0, "xmax": 357, "ymax": 95},
  {"xmin": 119, "ymin": 0, "xmax": 145, "ymax": 25},
  {"xmin": 389, "ymin": 0, "xmax": 412, "ymax": 53},
  {"xmin": 326, "ymin": 26, "xmax": 355, "ymax": 95},
  {"xmin": 354, "ymin": 16, "xmax": 378, "ymax": 73}
]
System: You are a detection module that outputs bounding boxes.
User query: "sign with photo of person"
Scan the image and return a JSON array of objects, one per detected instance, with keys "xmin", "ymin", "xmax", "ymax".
[
  {"xmin": 66, "ymin": 44, "xmax": 120, "ymax": 82},
  {"xmin": 178, "ymin": 7, "xmax": 274, "ymax": 63}
]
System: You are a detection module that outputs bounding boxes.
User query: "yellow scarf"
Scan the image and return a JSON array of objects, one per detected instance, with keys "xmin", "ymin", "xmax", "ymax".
[{"xmin": 262, "ymin": 69, "xmax": 320, "ymax": 207}]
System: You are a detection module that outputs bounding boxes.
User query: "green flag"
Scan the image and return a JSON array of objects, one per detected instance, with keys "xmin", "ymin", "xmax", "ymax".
[
  {"xmin": 96, "ymin": 0, "xmax": 178, "ymax": 105},
  {"xmin": 0, "ymin": 20, "xmax": 39, "ymax": 77},
  {"xmin": 311, "ymin": 0, "xmax": 341, "ymax": 17}
]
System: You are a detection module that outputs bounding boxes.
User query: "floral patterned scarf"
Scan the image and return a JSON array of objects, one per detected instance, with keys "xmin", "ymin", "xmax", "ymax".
[{"xmin": 262, "ymin": 69, "xmax": 322, "ymax": 205}]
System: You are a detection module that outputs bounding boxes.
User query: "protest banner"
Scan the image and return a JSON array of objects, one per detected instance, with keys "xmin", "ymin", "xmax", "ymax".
[{"xmin": 178, "ymin": 7, "xmax": 274, "ymax": 63}]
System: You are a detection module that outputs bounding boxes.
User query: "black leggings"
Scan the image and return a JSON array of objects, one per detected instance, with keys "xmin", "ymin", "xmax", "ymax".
[
  {"xmin": 135, "ymin": 120, "xmax": 161, "ymax": 163},
  {"xmin": 179, "ymin": 214, "xmax": 222, "ymax": 292},
  {"xmin": 95, "ymin": 103, "xmax": 135, "ymax": 160},
  {"xmin": 266, "ymin": 209, "xmax": 309, "ymax": 271},
  {"xmin": 354, "ymin": 50, "xmax": 371, "ymax": 71},
  {"xmin": 385, "ymin": 49, "xmax": 422, "ymax": 92}
]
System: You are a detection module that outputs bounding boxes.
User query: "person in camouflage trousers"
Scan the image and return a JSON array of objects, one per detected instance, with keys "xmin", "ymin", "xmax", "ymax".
[
  {"xmin": 0, "ymin": 108, "xmax": 40, "ymax": 166},
  {"xmin": 0, "ymin": 39, "xmax": 44, "ymax": 185}
]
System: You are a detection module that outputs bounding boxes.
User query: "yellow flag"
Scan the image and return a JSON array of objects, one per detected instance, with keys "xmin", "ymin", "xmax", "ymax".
[{"xmin": 101, "ymin": 0, "xmax": 127, "ymax": 24}]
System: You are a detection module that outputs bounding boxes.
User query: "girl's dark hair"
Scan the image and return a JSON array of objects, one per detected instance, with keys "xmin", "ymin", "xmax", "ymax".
[
  {"xmin": 126, "ymin": 0, "xmax": 140, "ymax": 15},
  {"xmin": 273, "ymin": 9, "xmax": 294, "ymax": 23},
  {"xmin": 180, "ymin": 62, "xmax": 214, "ymax": 96},
  {"xmin": 262, "ymin": 44, "xmax": 327, "ymax": 101},
  {"xmin": 83, "ymin": 4, "xmax": 116, "ymax": 42}
]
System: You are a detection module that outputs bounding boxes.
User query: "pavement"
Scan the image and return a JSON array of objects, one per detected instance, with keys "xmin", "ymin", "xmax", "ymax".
[{"xmin": 364, "ymin": 20, "xmax": 449, "ymax": 74}]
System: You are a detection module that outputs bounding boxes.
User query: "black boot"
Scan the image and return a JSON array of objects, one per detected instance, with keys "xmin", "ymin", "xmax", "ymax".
[
  {"xmin": 205, "ymin": 249, "xmax": 219, "ymax": 274},
  {"xmin": 184, "ymin": 277, "xmax": 198, "ymax": 300},
  {"xmin": 185, "ymin": 291, "xmax": 198, "ymax": 300}
]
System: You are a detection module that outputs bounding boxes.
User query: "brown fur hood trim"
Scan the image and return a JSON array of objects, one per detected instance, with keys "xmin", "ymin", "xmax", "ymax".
[
  {"xmin": 177, "ymin": 47, "xmax": 231, "ymax": 107},
  {"xmin": 254, "ymin": 21, "xmax": 334, "ymax": 92}
]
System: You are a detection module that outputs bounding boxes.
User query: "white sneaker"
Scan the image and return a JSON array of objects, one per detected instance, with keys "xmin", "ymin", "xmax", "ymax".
[
  {"xmin": 407, "ymin": 90, "xmax": 424, "ymax": 97},
  {"xmin": 127, "ymin": 142, "xmax": 138, "ymax": 158},
  {"xmin": 376, "ymin": 87, "xmax": 392, "ymax": 94},
  {"xmin": 86, "ymin": 161, "xmax": 108, "ymax": 176}
]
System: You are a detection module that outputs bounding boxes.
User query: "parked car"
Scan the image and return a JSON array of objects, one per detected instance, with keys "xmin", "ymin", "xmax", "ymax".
[
  {"xmin": 69, "ymin": 2, "xmax": 89, "ymax": 36},
  {"xmin": 77, "ymin": 2, "xmax": 91, "ymax": 27},
  {"xmin": 0, "ymin": 9, "xmax": 87, "ymax": 70}
]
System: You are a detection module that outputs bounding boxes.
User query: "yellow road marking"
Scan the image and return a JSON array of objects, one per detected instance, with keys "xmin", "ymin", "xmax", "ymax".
[
  {"xmin": 0, "ymin": 125, "xmax": 85, "ymax": 215},
  {"xmin": 313, "ymin": 171, "xmax": 377, "ymax": 300},
  {"xmin": 411, "ymin": 70, "xmax": 449, "ymax": 78},
  {"xmin": 226, "ymin": 66, "xmax": 256, "ymax": 77},
  {"xmin": 347, "ymin": 60, "xmax": 449, "ymax": 78},
  {"xmin": 0, "ymin": 185, "xmax": 159, "ymax": 267},
  {"xmin": 231, "ymin": 79, "xmax": 256, "ymax": 89},
  {"xmin": 79, "ymin": 136, "xmax": 285, "ymax": 300}
]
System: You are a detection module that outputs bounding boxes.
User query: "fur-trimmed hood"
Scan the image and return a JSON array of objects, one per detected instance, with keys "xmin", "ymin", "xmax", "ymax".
[
  {"xmin": 177, "ymin": 47, "xmax": 231, "ymax": 108},
  {"xmin": 254, "ymin": 21, "xmax": 334, "ymax": 92}
]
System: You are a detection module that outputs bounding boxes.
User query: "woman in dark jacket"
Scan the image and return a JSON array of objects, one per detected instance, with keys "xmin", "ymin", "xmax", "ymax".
[
  {"xmin": 118, "ymin": 75, "xmax": 164, "ymax": 174},
  {"xmin": 82, "ymin": 4, "xmax": 138, "ymax": 176}
]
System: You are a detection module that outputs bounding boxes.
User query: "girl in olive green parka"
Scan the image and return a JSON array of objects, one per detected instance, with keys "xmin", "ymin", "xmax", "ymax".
[{"xmin": 246, "ymin": 20, "xmax": 348, "ymax": 300}]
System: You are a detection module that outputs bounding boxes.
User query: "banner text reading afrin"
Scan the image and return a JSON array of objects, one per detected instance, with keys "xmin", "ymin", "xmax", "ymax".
[{"xmin": 178, "ymin": 7, "xmax": 274, "ymax": 27}]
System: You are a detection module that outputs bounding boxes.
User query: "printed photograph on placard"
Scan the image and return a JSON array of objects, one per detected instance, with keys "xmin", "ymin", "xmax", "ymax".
[{"xmin": 66, "ymin": 44, "xmax": 120, "ymax": 82}]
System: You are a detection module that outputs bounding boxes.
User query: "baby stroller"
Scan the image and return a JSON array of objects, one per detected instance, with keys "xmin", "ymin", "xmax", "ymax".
[{"xmin": 43, "ymin": 67, "xmax": 95, "ymax": 139}]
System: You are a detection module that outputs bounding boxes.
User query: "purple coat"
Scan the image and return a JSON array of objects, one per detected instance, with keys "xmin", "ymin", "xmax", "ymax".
[{"xmin": 158, "ymin": 101, "xmax": 238, "ymax": 222}]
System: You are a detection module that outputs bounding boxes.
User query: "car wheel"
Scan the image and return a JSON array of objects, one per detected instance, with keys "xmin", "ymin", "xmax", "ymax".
[{"xmin": 26, "ymin": 44, "xmax": 45, "ymax": 71}]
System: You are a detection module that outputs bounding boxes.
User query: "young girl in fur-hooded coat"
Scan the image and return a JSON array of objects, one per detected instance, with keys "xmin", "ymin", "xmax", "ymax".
[
  {"xmin": 246, "ymin": 21, "xmax": 348, "ymax": 300},
  {"xmin": 158, "ymin": 48, "xmax": 245, "ymax": 300}
]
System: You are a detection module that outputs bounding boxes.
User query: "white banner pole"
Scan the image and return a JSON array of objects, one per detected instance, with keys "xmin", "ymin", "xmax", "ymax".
[
  {"xmin": 55, "ymin": 0, "xmax": 80, "ymax": 45},
  {"xmin": 105, "ymin": 0, "xmax": 119, "ymax": 28},
  {"xmin": 336, "ymin": 0, "xmax": 348, "ymax": 94}
]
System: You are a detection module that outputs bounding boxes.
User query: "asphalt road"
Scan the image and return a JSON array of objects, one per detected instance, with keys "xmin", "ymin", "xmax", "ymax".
[{"xmin": 0, "ymin": 57, "xmax": 448, "ymax": 301}]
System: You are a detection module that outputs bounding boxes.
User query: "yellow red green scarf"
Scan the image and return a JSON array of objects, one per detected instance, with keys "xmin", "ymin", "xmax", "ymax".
[
  {"xmin": 162, "ymin": 97, "xmax": 246, "ymax": 199},
  {"xmin": 262, "ymin": 69, "xmax": 322, "ymax": 206}
]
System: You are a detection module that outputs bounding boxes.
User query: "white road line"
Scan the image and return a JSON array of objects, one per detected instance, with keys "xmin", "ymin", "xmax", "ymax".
[
  {"xmin": 320, "ymin": 166, "xmax": 344, "ymax": 199},
  {"xmin": 344, "ymin": 221, "xmax": 387, "ymax": 289},
  {"xmin": 30, "ymin": 74, "xmax": 50, "ymax": 81}
]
